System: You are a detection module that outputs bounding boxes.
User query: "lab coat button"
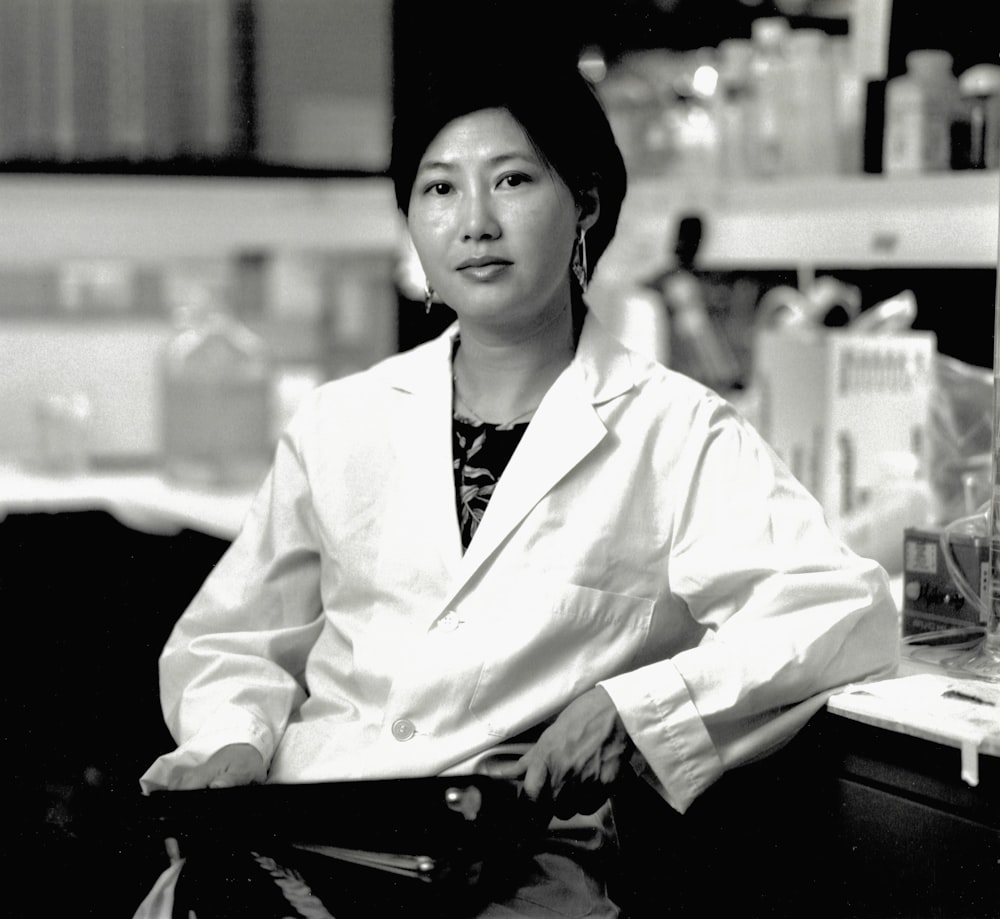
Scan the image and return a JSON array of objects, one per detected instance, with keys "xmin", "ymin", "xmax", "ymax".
[
  {"xmin": 438, "ymin": 611, "xmax": 460, "ymax": 631},
  {"xmin": 391, "ymin": 718, "xmax": 416, "ymax": 741}
]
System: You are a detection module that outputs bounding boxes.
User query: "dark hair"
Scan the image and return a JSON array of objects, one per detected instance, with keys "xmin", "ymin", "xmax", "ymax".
[{"xmin": 390, "ymin": 52, "xmax": 628, "ymax": 283}]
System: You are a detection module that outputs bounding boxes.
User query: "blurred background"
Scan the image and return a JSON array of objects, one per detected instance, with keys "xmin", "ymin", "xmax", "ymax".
[
  {"xmin": 1, "ymin": 2, "xmax": 998, "ymax": 915},
  {"xmin": 0, "ymin": 0, "xmax": 996, "ymax": 482}
]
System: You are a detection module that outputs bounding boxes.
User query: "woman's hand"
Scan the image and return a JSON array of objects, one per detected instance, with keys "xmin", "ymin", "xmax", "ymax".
[
  {"xmin": 169, "ymin": 743, "xmax": 267, "ymax": 790},
  {"xmin": 485, "ymin": 687, "xmax": 633, "ymax": 818}
]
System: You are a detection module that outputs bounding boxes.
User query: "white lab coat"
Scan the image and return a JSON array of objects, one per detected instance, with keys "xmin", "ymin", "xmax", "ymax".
[{"xmin": 141, "ymin": 314, "xmax": 898, "ymax": 813}]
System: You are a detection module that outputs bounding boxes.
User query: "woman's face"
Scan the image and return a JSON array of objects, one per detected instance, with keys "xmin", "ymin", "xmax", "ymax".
[{"xmin": 407, "ymin": 107, "xmax": 592, "ymax": 337}]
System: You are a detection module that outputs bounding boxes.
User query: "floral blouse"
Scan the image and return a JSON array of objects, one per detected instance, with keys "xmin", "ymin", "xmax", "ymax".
[{"xmin": 452, "ymin": 411, "xmax": 529, "ymax": 550}]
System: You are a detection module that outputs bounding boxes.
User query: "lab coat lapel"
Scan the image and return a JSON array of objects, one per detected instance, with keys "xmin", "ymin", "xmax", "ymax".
[
  {"xmin": 451, "ymin": 316, "xmax": 638, "ymax": 591},
  {"xmin": 454, "ymin": 368, "xmax": 607, "ymax": 580},
  {"xmin": 385, "ymin": 328, "xmax": 464, "ymax": 580}
]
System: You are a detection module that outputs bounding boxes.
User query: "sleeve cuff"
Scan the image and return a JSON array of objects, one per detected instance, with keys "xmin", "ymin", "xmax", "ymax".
[
  {"xmin": 139, "ymin": 704, "xmax": 276, "ymax": 793},
  {"xmin": 599, "ymin": 660, "xmax": 724, "ymax": 814}
]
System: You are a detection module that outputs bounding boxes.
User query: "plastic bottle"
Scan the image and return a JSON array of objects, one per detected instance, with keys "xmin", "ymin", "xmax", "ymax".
[
  {"xmin": 746, "ymin": 17, "xmax": 791, "ymax": 177},
  {"xmin": 828, "ymin": 35, "xmax": 864, "ymax": 174},
  {"xmin": 883, "ymin": 50, "xmax": 960, "ymax": 174},
  {"xmin": 782, "ymin": 29, "xmax": 839, "ymax": 175},
  {"xmin": 715, "ymin": 38, "xmax": 754, "ymax": 180},
  {"xmin": 161, "ymin": 281, "xmax": 273, "ymax": 488}
]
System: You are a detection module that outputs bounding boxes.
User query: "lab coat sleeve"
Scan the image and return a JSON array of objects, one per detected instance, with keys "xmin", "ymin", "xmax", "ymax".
[
  {"xmin": 600, "ymin": 402, "xmax": 898, "ymax": 813},
  {"xmin": 140, "ymin": 409, "xmax": 325, "ymax": 792}
]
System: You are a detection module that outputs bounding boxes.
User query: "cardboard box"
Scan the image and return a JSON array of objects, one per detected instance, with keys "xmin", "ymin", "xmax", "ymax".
[
  {"xmin": 755, "ymin": 328, "xmax": 936, "ymax": 527},
  {"xmin": 902, "ymin": 526, "xmax": 989, "ymax": 636}
]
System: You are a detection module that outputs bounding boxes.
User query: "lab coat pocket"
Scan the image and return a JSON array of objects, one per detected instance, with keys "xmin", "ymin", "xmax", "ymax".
[{"xmin": 467, "ymin": 576, "xmax": 653, "ymax": 738}]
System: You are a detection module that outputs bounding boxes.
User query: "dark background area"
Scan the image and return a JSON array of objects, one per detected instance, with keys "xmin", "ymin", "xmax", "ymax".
[
  {"xmin": 392, "ymin": 0, "xmax": 998, "ymax": 92},
  {"xmin": 3, "ymin": 511, "xmax": 230, "ymax": 917}
]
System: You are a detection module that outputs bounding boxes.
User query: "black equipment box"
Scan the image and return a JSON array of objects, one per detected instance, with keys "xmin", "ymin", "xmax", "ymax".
[{"xmin": 902, "ymin": 526, "xmax": 989, "ymax": 637}]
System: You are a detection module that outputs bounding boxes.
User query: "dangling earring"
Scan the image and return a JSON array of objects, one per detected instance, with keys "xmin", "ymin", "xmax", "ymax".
[
  {"xmin": 571, "ymin": 228, "xmax": 589, "ymax": 292},
  {"xmin": 424, "ymin": 283, "xmax": 435, "ymax": 315}
]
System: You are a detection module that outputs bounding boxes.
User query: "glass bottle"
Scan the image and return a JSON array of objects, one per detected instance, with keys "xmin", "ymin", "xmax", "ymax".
[
  {"xmin": 883, "ymin": 50, "xmax": 960, "ymax": 174},
  {"xmin": 160, "ymin": 281, "xmax": 273, "ymax": 488}
]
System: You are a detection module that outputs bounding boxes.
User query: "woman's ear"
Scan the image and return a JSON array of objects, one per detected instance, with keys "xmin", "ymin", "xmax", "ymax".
[{"xmin": 577, "ymin": 185, "xmax": 601, "ymax": 234}]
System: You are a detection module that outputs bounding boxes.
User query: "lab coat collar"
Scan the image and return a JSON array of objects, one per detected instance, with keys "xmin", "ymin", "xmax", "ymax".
[
  {"xmin": 381, "ymin": 312, "xmax": 639, "ymax": 609},
  {"xmin": 383, "ymin": 311, "xmax": 639, "ymax": 406}
]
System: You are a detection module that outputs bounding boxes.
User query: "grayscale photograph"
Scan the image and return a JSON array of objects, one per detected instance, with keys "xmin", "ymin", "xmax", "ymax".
[{"xmin": 2, "ymin": 2, "xmax": 997, "ymax": 917}]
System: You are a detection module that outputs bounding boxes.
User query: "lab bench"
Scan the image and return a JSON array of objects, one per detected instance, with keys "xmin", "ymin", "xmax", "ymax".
[{"xmin": 615, "ymin": 681, "xmax": 998, "ymax": 918}]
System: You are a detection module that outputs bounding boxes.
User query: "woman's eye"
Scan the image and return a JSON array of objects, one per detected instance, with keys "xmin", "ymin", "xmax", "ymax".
[
  {"xmin": 425, "ymin": 181, "xmax": 451, "ymax": 196},
  {"xmin": 499, "ymin": 173, "xmax": 530, "ymax": 189}
]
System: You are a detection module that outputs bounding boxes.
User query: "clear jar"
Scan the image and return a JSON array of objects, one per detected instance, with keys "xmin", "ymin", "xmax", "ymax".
[
  {"xmin": 161, "ymin": 285, "xmax": 273, "ymax": 488},
  {"xmin": 883, "ymin": 50, "xmax": 960, "ymax": 174}
]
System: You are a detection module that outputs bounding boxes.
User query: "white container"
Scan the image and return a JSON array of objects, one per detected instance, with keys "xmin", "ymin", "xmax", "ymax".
[
  {"xmin": 782, "ymin": 29, "xmax": 839, "ymax": 176},
  {"xmin": 883, "ymin": 50, "xmax": 960, "ymax": 174}
]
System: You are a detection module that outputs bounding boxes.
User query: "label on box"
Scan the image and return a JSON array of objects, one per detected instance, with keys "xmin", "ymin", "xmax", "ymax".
[{"xmin": 904, "ymin": 537, "xmax": 937, "ymax": 575}]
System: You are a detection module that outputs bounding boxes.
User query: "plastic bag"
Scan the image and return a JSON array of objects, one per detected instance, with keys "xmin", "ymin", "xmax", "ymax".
[
  {"xmin": 929, "ymin": 353, "xmax": 993, "ymax": 525},
  {"xmin": 837, "ymin": 450, "xmax": 932, "ymax": 575}
]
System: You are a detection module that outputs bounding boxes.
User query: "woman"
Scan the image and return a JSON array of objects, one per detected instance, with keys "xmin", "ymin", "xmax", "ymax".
[{"xmin": 136, "ymin": 55, "xmax": 897, "ymax": 918}]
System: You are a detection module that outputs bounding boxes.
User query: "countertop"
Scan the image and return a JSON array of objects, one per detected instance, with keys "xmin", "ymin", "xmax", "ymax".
[
  {"xmin": 828, "ymin": 643, "xmax": 999, "ymax": 787},
  {"xmin": 0, "ymin": 461, "xmax": 255, "ymax": 540}
]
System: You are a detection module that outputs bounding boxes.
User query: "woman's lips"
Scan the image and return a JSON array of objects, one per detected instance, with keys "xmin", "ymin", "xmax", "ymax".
[
  {"xmin": 459, "ymin": 262, "xmax": 511, "ymax": 281},
  {"xmin": 457, "ymin": 258, "xmax": 512, "ymax": 280}
]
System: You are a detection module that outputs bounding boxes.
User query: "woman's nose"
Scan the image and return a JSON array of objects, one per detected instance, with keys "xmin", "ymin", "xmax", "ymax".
[{"xmin": 461, "ymin": 189, "xmax": 500, "ymax": 240}]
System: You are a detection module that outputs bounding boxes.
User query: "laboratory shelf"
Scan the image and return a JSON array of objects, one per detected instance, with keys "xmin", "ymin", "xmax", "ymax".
[
  {"xmin": 602, "ymin": 170, "xmax": 1000, "ymax": 282},
  {"xmin": 1, "ymin": 171, "xmax": 995, "ymax": 273},
  {"xmin": 0, "ymin": 174, "xmax": 402, "ymax": 264}
]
